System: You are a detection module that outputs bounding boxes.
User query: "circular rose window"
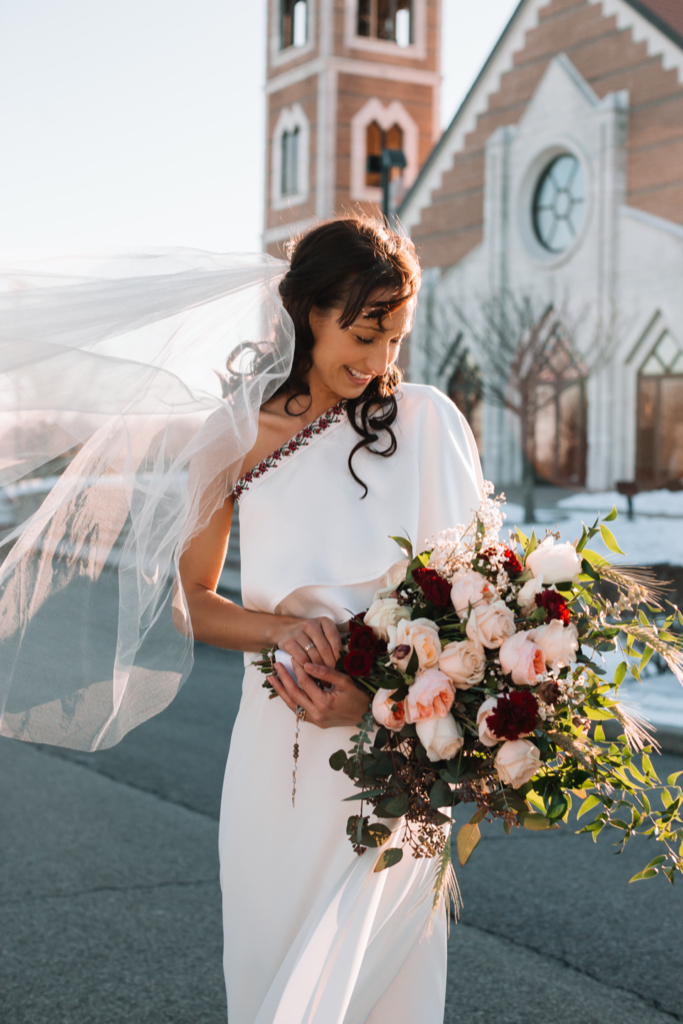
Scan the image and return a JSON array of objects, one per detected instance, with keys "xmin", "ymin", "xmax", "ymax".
[{"xmin": 532, "ymin": 154, "xmax": 585, "ymax": 253}]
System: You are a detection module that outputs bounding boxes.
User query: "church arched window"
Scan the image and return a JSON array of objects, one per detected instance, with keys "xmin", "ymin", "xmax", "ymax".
[
  {"xmin": 272, "ymin": 104, "xmax": 309, "ymax": 210},
  {"xmin": 357, "ymin": 0, "xmax": 413, "ymax": 46},
  {"xmin": 637, "ymin": 329, "xmax": 683, "ymax": 487},
  {"xmin": 281, "ymin": 0, "xmax": 308, "ymax": 49}
]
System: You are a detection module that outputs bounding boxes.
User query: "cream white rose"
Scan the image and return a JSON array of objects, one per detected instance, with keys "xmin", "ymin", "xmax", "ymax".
[
  {"xmin": 476, "ymin": 696, "xmax": 500, "ymax": 747},
  {"xmin": 528, "ymin": 619, "xmax": 579, "ymax": 672},
  {"xmin": 384, "ymin": 559, "xmax": 410, "ymax": 589},
  {"xmin": 526, "ymin": 537, "xmax": 581, "ymax": 585},
  {"xmin": 450, "ymin": 569, "xmax": 496, "ymax": 619},
  {"xmin": 364, "ymin": 598, "xmax": 411, "ymax": 641},
  {"xmin": 439, "ymin": 639, "xmax": 487, "ymax": 689},
  {"xmin": 499, "ymin": 631, "xmax": 546, "ymax": 687},
  {"xmin": 466, "ymin": 600, "xmax": 516, "ymax": 649},
  {"xmin": 372, "ymin": 688, "xmax": 406, "ymax": 732},
  {"xmin": 494, "ymin": 739, "xmax": 541, "ymax": 788},
  {"xmin": 387, "ymin": 617, "xmax": 441, "ymax": 669},
  {"xmin": 516, "ymin": 576, "xmax": 546, "ymax": 616},
  {"xmin": 416, "ymin": 714, "xmax": 464, "ymax": 763}
]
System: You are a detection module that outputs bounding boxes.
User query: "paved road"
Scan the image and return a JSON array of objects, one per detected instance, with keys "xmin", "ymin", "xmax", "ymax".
[{"xmin": 1, "ymin": 642, "xmax": 682, "ymax": 1024}]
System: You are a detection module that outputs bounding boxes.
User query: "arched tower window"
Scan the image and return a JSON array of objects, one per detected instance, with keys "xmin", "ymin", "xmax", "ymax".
[
  {"xmin": 272, "ymin": 104, "xmax": 310, "ymax": 210},
  {"xmin": 637, "ymin": 330, "xmax": 683, "ymax": 487},
  {"xmin": 357, "ymin": 0, "xmax": 413, "ymax": 46},
  {"xmin": 281, "ymin": 127, "xmax": 300, "ymax": 196},
  {"xmin": 365, "ymin": 122, "xmax": 403, "ymax": 188},
  {"xmin": 281, "ymin": 0, "xmax": 308, "ymax": 50}
]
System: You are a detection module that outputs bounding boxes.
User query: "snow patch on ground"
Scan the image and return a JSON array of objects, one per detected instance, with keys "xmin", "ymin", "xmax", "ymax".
[{"xmin": 557, "ymin": 489, "xmax": 683, "ymax": 517}]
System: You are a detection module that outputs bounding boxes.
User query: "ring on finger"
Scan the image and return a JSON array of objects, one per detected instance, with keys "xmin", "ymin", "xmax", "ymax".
[
  {"xmin": 303, "ymin": 642, "xmax": 315, "ymax": 652},
  {"xmin": 296, "ymin": 704, "xmax": 306, "ymax": 722}
]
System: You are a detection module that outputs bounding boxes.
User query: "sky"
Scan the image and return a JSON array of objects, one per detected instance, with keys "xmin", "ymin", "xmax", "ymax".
[{"xmin": 0, "ymin": 0, "xmax": 519, "ymax": 257}]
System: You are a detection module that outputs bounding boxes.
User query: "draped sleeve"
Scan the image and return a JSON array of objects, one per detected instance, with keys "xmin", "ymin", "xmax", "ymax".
[{"xmin": 238, "ymin": 383, "xmax": 484, "ymax": 615}]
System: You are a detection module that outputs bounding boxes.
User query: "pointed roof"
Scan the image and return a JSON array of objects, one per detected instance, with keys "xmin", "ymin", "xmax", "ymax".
[{"xmin": 399, "ymin": 0, "xmax": 683, "ymax": 230}]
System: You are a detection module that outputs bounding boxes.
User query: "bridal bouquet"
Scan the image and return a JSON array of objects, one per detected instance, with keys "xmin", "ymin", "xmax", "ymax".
[{"xmin": 259, "ymin": 485, "xmax": 683, "ymax": 910}]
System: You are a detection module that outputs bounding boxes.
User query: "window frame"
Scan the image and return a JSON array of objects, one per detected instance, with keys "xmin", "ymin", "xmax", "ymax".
[
  {"xmin": 271, "ymin": 103, "xmax": 310, "ymax": 210},
  {"xmin": 344, "ymin": 0, "xmax": 426, "ymax": 60},
  {"xmin": 270, "ymin": 0, "xmax": 315, "ymax": 67},
  {"xmin": 350, "ymin": 97, "xmax": 419, "ymax": 203}
]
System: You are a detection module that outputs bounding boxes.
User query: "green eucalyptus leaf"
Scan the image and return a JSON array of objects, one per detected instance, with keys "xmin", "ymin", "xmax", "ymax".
[
  {"xmin": 381, "ymin": 792, "xmax": 410, "ymax": 817},
  {"xmin": 374, "ymin": 847, "xmax": 403, "ymax": 872},
  {"xmin": 360, "ymin": 822, "xmax": 391, "ymax": 847},
  {"xmin": 329, "ymin": 749, "xmax": 347, "ymax": 771},
  {"xmin": 600, "ymin": 523, "xmax": 625, "ymax": 555},
  {"xmin": 429, "ymin": 779, "xmax": 453, "ymax": 809},
  {"xmin": 389, "ymin": 535, "xmax": 413, "ymax": 560}
]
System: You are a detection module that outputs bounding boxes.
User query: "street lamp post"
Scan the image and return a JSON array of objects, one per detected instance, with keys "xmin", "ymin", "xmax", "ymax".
[{"xmin": 367, "ymin": 147, "xmax": 407, "ymax": 222}]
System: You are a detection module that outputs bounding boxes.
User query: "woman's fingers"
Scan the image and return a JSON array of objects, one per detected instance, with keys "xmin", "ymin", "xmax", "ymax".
[
  {"xmin": 283, "ymin": 619, "xmax": 341, "ymax": 669},
  {"xmin": 320, "ymin": 617, "xmax": 342, "ymax": 663},
  {"xmin": 271, "ymin": 663, "xmax": 316, "ymax": 719},
  {"xmin": 304, "ymin": 662, "xmax": 352, "ymax": 690}
]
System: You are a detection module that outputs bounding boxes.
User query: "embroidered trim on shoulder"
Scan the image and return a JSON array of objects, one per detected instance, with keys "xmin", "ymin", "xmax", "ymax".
[{"xmin": 234, "ymin": 402, "xmax": 346, "ymax": 501}]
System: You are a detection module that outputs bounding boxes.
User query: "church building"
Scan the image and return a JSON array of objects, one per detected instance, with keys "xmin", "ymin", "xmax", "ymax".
[{"xmin": 400, "ymin": 0, "xmax": 683, "ymax": 493}]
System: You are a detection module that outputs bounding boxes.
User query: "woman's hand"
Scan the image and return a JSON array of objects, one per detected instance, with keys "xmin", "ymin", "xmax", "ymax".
[
  {"xmin": 275, "ymin": 617, "xmax": 342, "ymax": 669},
  {"xmin": 269, "ymin": 660, "xmax": 371, "ymax": 729}
]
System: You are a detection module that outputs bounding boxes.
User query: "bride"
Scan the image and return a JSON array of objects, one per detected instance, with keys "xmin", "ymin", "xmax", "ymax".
[
  {"xmin": 0, "ymin": 214, "xmax": 482, "ymax": 1024},
  {"xmin": 179, "ymin": 216, "xmax": 483, "ymax": 1023}
]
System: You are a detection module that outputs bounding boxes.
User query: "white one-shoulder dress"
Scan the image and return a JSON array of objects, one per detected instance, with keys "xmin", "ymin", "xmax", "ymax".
[{"xmin": 219, "ymin": 383, "xmax": 483, "ymax": 1024}]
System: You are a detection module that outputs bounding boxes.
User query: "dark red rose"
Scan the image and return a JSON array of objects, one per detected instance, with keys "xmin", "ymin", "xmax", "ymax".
[
  {"xmin": 349, "ymin": 626, "xmax": 377, "ymax": 653},
  {"xmin": 259, "ymin": 462, "xmax": 267, "ymax": 473},
  {"xmin": 319, "ymin": 418, "xmax": 328, "ymax": 429},
  {"xmin": 413, "ymin": 567, "xmax": 451, "ymax": 608},
  {"xmin": 303, "ymin": 428, "xmax": 312, "ymax": 437},
  {"xmin": 535, "ymin": 588, "xmax": 570, "ymax": 624},
  {"xmin": 288, "ymin": 441, "xmax": 297, "ymax": 452},
  {"xmin": 245, "ymin": 472, "xmax": 253, "ymax": 482},
  {"xmin": 273, "ymin": 450, "xmax": 281, "ymax": 459},
  {"xmin": 348, "ymin": 614, "xmax": 366, "ymax": 633},
  {"xmin": 344, "ymin": 651, "xmax": 373, "ymax": 677},
  {"xmin": 487, "ymin": 690, "xmax": 539, "ymax": 742}
]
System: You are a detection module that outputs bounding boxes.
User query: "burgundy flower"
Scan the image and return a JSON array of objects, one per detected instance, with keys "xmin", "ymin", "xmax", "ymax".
[
  {"xmin": 273, "ymin": 450, "xmax": 281, "ymax": 459},
  {"xmin": 288, "ymin": 441, "xmax": 297, "ymax": 452},
  {"xmin": 245, "ymin": 472, "xmax": 253, "ymax": 482},
  {"xmin": 319, "ymin": 418, "xmax": 328, "ymax": 429},
  {"xmin": 259, "ymin": 462, "xmax": 267, "ymax": 473},
  {"xmin": 535, "ymin": 588, "xmax": 570, "ymax": 625},
  {"xmin": 348, "ymin": 626, "xmax": 377, "ymax": 653},
  {"xmin": 303, "ymin": 428, "xmax": 312, "ymax": 437},
  {"xmin": 413, "ymin": 567, "xmax": 451, "ymax": 608},
  {"xmin": 344, "ymin": 651, "xmax": 373, "ymax": 677},
  {"xmin": 480, "ymin": 545, "xmax": 523, "ymax": 576},
  {"xmin": 487, "ymin": 690, "xmax": 539, "ymax": 741},
  {"xmin": 234, "ymin": 485, "xmax": 243, "ymax": 499}
]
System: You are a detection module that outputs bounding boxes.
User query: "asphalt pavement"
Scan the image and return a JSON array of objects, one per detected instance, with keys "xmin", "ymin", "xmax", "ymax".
[{"xmin": 1, "ymin": 641, "xmax": 682, "ymax": 1024}]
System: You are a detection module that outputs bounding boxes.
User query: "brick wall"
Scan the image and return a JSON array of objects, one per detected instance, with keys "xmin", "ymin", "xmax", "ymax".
[{"xmin": 411, "ymin": 0, "xmax": 683, "ymax": 268}]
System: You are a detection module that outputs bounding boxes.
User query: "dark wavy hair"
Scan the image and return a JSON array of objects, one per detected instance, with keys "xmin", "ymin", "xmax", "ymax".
[{"xmin": 275, "ymin": 216, "xmax": 421, "ymax": 497}]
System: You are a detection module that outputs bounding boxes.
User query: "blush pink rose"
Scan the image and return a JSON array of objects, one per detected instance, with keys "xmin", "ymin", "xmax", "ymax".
[
  {"xmin": 450, "ymin": 569, "xmax": 496, "ymax": 619},
  {"xmin": 466, "ymin": 600, "xmax": 516, "ymax": 649},
  {"xmin": 528, "ymin": 620, "xmax": 579, "ymax": 672},
  {"xmin": 499, "ymin": 631, "xmax": 546, "ymax": 687},
  {"xmin": 439, "ymin": 639, "xmax": 487, "ymax": 689},
  {"xmin": 404, "ymin": 668, "xmax": 455, "ymax": 724},
  {"xmin": 372, "ymin": 688, "xmax": 406, "ymax": 732},
  {"xmin": 494, "ymin": 739, "xmax": 541, "ymax": 788}
]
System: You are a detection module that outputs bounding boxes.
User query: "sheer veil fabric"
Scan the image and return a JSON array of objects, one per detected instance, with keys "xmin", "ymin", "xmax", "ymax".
[{"xmin": 0, "ymin": 250, "xmax": 294, "ymax": 750}]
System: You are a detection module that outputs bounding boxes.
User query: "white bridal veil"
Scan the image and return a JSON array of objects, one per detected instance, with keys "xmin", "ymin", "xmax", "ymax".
[{"xmin": 0, "ymin": 249, "xmax": 293, "ymax": 750}]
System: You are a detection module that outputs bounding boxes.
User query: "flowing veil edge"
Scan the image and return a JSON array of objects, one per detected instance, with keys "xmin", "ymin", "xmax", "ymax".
[{"xmin": 0, "ymin": 249, "xmax": 294, "ymax": 750}]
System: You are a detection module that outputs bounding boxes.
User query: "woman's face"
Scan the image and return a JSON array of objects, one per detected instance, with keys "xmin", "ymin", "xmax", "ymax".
[{"xmin": 308, "ymin": 297, "xmax": 413, "ymax": 402}]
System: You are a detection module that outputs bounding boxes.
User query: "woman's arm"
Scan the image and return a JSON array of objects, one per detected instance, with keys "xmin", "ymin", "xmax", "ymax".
[
  {"xmin": 177, "ymin": 494, "xmax": 370, "ymax": 727},
  {"xmin": 177, "ymin": 494, "xmax": 341, "ymax": 666}
]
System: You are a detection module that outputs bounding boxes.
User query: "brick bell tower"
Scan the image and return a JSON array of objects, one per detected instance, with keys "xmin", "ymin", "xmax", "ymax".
[{"xmin": 263, "ymin": 0, "xmax": 441, "ymax": 255}]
